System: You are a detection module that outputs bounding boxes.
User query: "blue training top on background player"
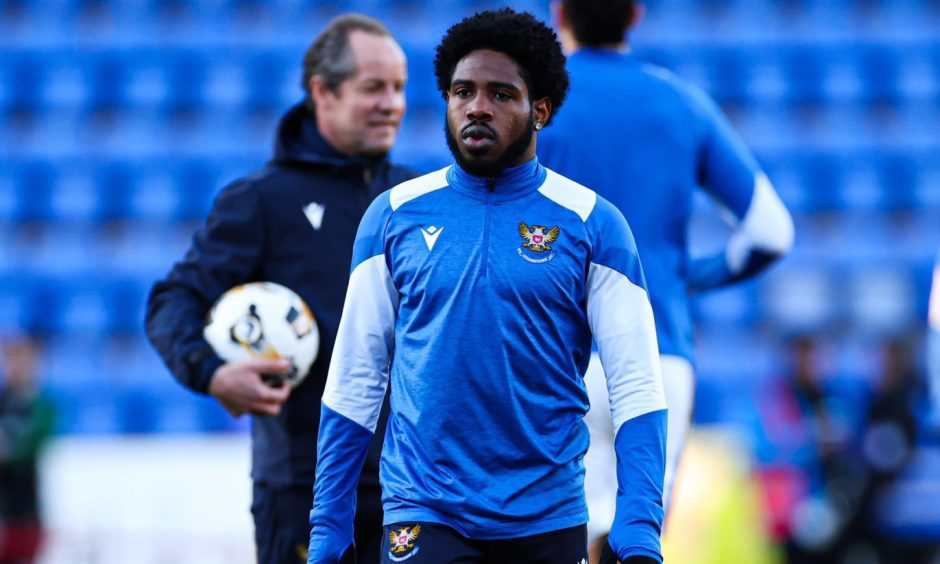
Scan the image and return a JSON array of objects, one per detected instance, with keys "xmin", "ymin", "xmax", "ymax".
[{"xmin": 539, "ymin": 49, "xmax": 794, "ymax": 364}]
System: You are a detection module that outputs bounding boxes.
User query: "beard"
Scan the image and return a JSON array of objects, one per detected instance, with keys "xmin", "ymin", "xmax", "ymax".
[{"xmin": 444, "ymin": 110, "xmax": 535, "ymax": 178}]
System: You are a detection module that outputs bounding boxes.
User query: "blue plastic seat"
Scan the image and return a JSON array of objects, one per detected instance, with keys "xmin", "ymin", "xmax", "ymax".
[
  {"xmin": 763, "ymin": 257, "xmax": 842, "ymax": 332},
  {"xmin": 857, "ymin": 44, "xmax": 902, "ymax": 105},
  {"xmin": 0, "ymin": 275, "xmax": 37, "ymax": 333},
  {"xmin": 402, "ymin": 43, "xmax": 439, "ymax": 114},
  {"xmin": 7, "ymin": 161, "xmax": 53, "ymax": 222},
  {"xmin": 244, "ymin": 50, "xmax": 294, "ymax": 112},
  {"xmin": 782, "ymin": 45, "xmax": 829, "ymax": 106},
  {"xmin": 48, "ymin": 277, "xmax": 120, "ymax": 335}
]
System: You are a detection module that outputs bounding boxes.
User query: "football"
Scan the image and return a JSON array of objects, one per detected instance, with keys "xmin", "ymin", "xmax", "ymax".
[{"xmin": 203, "ymin": 282, "xmax": 318, "ymax": 388}]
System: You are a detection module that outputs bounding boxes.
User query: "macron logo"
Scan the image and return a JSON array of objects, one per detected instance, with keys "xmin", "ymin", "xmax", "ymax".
[
  {"xmin": 420, "ymin": 226, "xmax": 443, "ymax": 251},
  {"xmin": 303, "ymin": 202, "xmax": 325, "ymax": 231}
]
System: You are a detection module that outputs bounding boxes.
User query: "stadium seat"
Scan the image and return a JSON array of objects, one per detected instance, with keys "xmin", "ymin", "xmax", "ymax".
[
  {"xmin": 693, "ymin": 283, "xmax": 761, "ymax": 327},
  {"xmin": 243, "ymin": 50, "xmax": 295, "ymax": 113},
  {"xmin": 4, "ymin": 162, "xmax": 53, "ymax": 223},
  {"xmin": 402, "ymin": 43, "xmax": 439, "ymax": 114},
  {"xmin": 702, "ymin": 47, "xmax": 753, "ymax": 106},
  {"xmin": 47, "ymin": 278, "xmax": 121, "ymax": 335},
  {"xmin": 0, "ymin": 275, "xmax": 36, "ymax": 333},
  {"xmin": 781, "ymin": 45, "xmax": 829, "ymax": 106},
  {"xmin": 846, "ymin": 264, "xmax": 918, "ymax": 336},
  {"xmin": 763, "ymin": 258, "xmax": 842, "ymax": 332},
  {"xmin": 857, "ymin": 43, "xmax": 902, "ymax": 105}
]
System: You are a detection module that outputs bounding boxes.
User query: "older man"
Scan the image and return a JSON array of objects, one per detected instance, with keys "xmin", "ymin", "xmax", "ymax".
[{"xmin": 146, "ymin": 14, "xmax": 414, "ymax": 564}]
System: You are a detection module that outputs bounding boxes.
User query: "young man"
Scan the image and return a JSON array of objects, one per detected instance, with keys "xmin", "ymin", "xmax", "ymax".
[
  {"xmin": 537, "ymin": 0, "xmax": 794, "ymax": 557},
  {"xmin": 145, "ymin": 14, "xmax": 414, "ymax": 564},
  {"xmin": 309, "ymin": 9, "xmax": 665, "ymax": 564}
]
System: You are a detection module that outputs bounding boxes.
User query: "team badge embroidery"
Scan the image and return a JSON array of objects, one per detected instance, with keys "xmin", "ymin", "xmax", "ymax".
[
  {"xmin": 388, "ymin": 524, "xmax": 422, "ymax": 561},
  {"xmin": 517, "ymin": 222, "xmax": 560, "ymax": 263}
]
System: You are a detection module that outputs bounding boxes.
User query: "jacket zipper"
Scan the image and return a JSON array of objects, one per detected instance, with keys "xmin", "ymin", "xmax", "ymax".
[{"xmin": 482, "ymin": 177, "xmax": 496, "ymax": 277}]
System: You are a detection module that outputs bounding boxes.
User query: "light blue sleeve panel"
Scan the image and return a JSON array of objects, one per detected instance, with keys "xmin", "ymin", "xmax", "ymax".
[
  {"xmin": 585, "ymin": 197, "xmax": 647, "ymax": 289},
  {"xmin": 685, "ymin": 86, "xmax": 794, "ymax": 291},
  {"xmin": 609, "ymin": 410, "xmax": 667, "ymax": 562},
  {"xmin": 309, "ymin": 191, "xmax": 399, "ymax": 563},
  {"xmin": 350, "ymin": 190, "xmax": 393, "ymax": 273},
  {"xmin": 308, "ymin": 404, "xmax": 375, "ymax": 563},
  {"xmin": 585, "ymin": 197, "xmax": 666, "ymax": 561}
]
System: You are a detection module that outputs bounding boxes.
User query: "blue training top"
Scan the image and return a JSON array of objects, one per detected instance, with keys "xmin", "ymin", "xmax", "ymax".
[
  {"xmin": 308, "ymin": 158, "xmax": 667, "ymax": 563},
  {"xmin": 539, "ymin": 49, "xmax": 793, "ymax": 363}
]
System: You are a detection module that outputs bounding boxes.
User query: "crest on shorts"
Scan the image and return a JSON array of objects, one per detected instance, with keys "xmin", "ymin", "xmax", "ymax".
[{"xmin": 388, "ymin": 524, "xmax": 422, "ymax": 561}]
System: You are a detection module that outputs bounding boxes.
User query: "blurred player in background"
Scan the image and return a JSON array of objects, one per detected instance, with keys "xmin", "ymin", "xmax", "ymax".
[
  {"xmin": 309, "ymin": 8, "xmax": 665, "ymax": 564},
  {"xmin": 0, "ymin": 336, "xmax": 54, "ymax": 564},
  {"xmin": 537, "ymin": 0, "xmax": 794, "ymax": 559},
  {"xmin": 145, "ymin": 14, "xmax": 414, "ymax": 564}
]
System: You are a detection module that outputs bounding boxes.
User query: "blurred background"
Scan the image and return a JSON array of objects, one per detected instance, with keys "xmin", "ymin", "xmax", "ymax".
[{"xmin": 1, "ymin": 0, "xmax": 939, "ymax": 562}]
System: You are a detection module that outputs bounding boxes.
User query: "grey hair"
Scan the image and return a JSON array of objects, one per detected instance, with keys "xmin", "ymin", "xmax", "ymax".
[{"xmin": 301, "ymin": 13, "xmax": 392, "ymax": 106}]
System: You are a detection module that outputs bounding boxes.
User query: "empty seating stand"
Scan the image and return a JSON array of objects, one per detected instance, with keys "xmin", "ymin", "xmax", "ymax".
[{"xmin": 0, "ymin": 0, "xmax": 937, "ymax": 434}]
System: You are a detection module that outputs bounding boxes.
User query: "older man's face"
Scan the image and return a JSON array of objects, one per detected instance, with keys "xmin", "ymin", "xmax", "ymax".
[{"xmin": 315, "ymin": 31, "xmax": 407, "ymax": 157}]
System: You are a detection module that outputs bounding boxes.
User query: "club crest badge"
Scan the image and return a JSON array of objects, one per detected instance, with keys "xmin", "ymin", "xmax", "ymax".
[
  {"xmin": 388, "ymin": 524, "xmax": 422, "ymax": 562},
  {"xmin": 517, "ymin": 222, "xmax": 560, "ymax": 263}
]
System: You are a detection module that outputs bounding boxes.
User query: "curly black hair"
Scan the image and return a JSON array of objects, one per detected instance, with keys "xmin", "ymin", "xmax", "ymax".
[{"xmin": 434, "ymin": 8, "xmax": 569, "ymax": 125}]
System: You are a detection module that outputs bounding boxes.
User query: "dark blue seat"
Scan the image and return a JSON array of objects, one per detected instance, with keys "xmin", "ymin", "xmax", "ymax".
[
  {"xmin": 857, "ymin": 44, "xmax": 902, "ymax": 105},
  {"xmin": 244, "ymin": 50, "xmax": 295, "ymax": 113},
  {"xmin": 4, "ymin": 161, "xmax": 53, "ymax": 223},
  {"xmin": 782, "ymin": 45, "xmax": 829, "ymax": 106},
  {"xmin": 402, "ymin": 43, "xmax": 439, "ymax": 114}
]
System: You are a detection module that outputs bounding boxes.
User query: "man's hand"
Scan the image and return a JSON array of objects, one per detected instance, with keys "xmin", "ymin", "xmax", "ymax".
[{"xmin": 208, "ymin": 358, "xmax": 292, "ymax": 417}]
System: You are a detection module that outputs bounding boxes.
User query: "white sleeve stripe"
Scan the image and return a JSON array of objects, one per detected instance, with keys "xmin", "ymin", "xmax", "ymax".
[
  {"xmin": 726, "ymin": 172, "xmax": 795, "ymax": 272},
  {"xmin": 389, "ymin": 167, "xmax": 450, "ymax": 211},
  {"xmin": 586, "ymin": 262, "xmax": 666, "ymax": 433},
  {"xmin": 538, "ymin": 170, "xmax": 598, "ymax": 222},
  {"xmin": 322, "ymin": 254, "xmax": 397, "ymax": 431}
]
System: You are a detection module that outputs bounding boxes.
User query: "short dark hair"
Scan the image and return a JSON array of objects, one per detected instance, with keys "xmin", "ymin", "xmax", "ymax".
[
  {"xmin": 301, "ymin": 13, "xmax": 391, "ymax": 99},
  {"xmin": 434, "ymin": 8, "xmax": 569, "ymax": 125},
  {"xmin": 562, "ymin": 0, "xmax": 634, "ymax": 47}
]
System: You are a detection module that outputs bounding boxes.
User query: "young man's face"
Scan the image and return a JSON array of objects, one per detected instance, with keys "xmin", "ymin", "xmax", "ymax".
[
  {"xmin": 444, "ymin": 49, "xmax": 550, "ymax": 177},
  {"xmin": 314, "ymin": 30, "xmax": 407, "ymax": 157}
]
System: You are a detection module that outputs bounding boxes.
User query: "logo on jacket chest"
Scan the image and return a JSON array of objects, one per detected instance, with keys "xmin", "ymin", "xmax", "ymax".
[
  {"xmin": 517, "ymin": 222, "xmax": 560, "ymax": 263},
  {"xmin": 303, "ymin": 201, "xmax": 326, "ymax": 231},
  {"xmin": 420, "ymin": 225, "xmax": 443, "ymax": 251}
]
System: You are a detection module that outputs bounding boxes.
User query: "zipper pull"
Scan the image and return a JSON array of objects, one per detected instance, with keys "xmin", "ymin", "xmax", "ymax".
[{"xmin": 487, "ymin": 177, "xmax": 496, "ymax": 191}]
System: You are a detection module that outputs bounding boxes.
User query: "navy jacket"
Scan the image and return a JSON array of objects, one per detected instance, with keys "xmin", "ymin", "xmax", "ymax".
[{"xmin": 145, "ymin": 102, "xmax": 416, "ymax": 486}]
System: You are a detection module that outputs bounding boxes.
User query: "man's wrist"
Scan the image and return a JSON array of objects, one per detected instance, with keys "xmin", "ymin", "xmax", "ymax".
[{"xmin": 185, "ymin": 347, "xmax": 225, "ymax": 394}]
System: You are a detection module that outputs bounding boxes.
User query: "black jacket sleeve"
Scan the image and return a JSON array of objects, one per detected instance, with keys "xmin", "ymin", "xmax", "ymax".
[{"xmin": 145, "ymin": 179, "xmax": 266, "ymax": 394}]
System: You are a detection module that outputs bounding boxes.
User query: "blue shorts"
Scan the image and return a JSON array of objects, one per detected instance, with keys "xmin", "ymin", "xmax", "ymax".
[{"xmin": 380, "ymin": 522, "xmax": 587, "ymax": 564}]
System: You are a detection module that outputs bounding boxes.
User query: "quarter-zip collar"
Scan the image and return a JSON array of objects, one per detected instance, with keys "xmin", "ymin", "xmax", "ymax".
[{"xmin": 447, "ymin": 157, "xmax": 547, "ymax": 203}]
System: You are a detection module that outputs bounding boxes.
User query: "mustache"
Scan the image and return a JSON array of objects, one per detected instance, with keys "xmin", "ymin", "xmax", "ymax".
[{"xmin": 461, "ymin": 122, "xmax": 496, "ymax": 139}]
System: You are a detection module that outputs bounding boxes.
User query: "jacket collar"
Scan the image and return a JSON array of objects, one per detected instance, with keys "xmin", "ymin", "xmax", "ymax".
[
  {"xmin": 446, "ymin": 158, "xmax": 547, "ymax": 203},
  {"xmin": 272, "ymin": 102, "xmax": 386, "ymax": 171}
]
